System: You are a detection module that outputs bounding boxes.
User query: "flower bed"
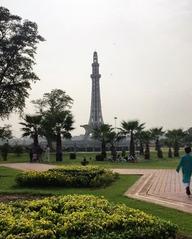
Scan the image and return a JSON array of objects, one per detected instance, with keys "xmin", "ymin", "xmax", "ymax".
[
  {"xmin": 16, "ymin": 166, "xmax": 119, "ymax": 187},
  {"xmin": 0, "ymin": 195, "xmax": 177, "ymax": 239}
]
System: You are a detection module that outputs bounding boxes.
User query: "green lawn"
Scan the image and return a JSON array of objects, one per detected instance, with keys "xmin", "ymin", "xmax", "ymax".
[
  {"xmin": 0, "ymin": 166, "xmax": 191, "ymax": 237},
  {"xmin": 0, "ymin": 151, "xmax": 181, "ymax": 169}
]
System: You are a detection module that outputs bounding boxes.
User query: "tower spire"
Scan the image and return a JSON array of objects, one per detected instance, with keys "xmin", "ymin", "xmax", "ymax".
[
  {"xmin": 81, "ymin": 52, "xmax": 104, "ymax": 138},
  {"xmin": 93, "ymin": 51, "xmax": 98, "ymax": 63}
]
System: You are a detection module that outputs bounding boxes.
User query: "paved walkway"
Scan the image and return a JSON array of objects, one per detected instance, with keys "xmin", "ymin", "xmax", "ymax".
[
  {"xmin": 0, "ymin": 163, "xmax": 191, "ymax": 213},
  {"xmin": 0, "ymin": 163, "xmax": 58, "ymax": 172},
  {"xmin": 113, "ymin": 169, "xmax": 192, "ymax": 214}
]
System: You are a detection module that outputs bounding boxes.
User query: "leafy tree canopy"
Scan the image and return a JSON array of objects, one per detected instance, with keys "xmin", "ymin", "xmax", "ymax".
[
  {"xmin": 20, "ymin": 114, "xmax": 42, "ymax": 138},
  {"xmin": 0, "ymin": 124, "xmax": 12, "ymax": 140},
  {"xmin": 0, "ymin": 6, "xmax": 44, "ymax": 118},
  {"xmin": 41, "ymin": 111, "xmax": 74, "ymax": 140},
  {"xmin": 32, "ymin": 89, "xmax": 73, "ymax": 114}
]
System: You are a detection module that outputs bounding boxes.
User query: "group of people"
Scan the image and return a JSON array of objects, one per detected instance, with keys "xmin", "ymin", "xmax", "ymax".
[
  {"xmin": 176, "ymin": 146, "xmax": 192, "ymax": 197},
  {"xmin": 29, "ymin": 144, "xmax": 50, "ymax": 163}
]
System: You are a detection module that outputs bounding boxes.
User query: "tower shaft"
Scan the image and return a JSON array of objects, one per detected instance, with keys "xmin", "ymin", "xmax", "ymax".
[
  {"xmin": 81, "ymin": 52, "xmax": 104, "ymax": 138},
  {"xmin": 89, "ymin": 52, "xmax": 103, "ymax": 126}
]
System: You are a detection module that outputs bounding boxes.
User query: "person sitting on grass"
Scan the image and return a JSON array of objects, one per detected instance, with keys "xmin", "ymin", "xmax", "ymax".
[
  {"xmin": 81, "ymin": 157, "xmax": 89, "ymax": 166},
  {"xmin": 176, "ymin": 146, "xmax": 192, "ymax": 197}
]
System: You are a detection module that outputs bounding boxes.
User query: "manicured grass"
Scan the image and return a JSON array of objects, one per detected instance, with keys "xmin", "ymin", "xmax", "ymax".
[
  {"xmin": 0, "ymin": 166, "xmax": 191, "ymax": 237},
  {"xmin": 0, "ymin": 151, "xmax": 181, "ymax": 169}
]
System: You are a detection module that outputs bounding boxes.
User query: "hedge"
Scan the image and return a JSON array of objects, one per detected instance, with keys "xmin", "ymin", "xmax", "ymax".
[
  {"xmin": 0, "ymin": 195, "xmax": 177, "ymax": 239},
  {"xmin": 16, "ymin": 166, "xmax": 119, "ymax": 188}
]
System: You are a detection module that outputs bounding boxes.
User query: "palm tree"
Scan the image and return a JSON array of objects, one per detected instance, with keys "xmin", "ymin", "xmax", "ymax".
[
  {"xmin": 120, "ymin": 120, "xmax": 141, "ymax": 160},
  {"xmin": 32, "ymin": 89, "xmax": 74, "ymax": 161},
  {"xmin": 135, "ymin": 123, "xmax": 145, "ymax": 155},
  {"xmin": 150, "ymin": 127, "xmax": 164, "ymax": 159},
  {"xmin": 107, "ymin": 130, "xmax": 124, "ymax": 161},
  {"xmin": 20, "ymin": 114, "xmax": 42, "ymax": 146},
  {"xmin": 165, "ymin": 129, "xmax": 185, "ymax": 157},
  {"xmin": 183, "ymin": 127, "xmax": 192, "ymax": 146},
  {"xmin": 92, "ymin": 124, "xmax": 112, "ymax": 160},
  {"xmin": 142, "ymin": 130, "xmax": 152, "ymax": 160},
  {"xmin": 42, "ymin": 111, "xmax": 74, "ymax": 162},
  {"xmin": 163, "ymin": 137, "xmax": 173, "ymax": 158}
]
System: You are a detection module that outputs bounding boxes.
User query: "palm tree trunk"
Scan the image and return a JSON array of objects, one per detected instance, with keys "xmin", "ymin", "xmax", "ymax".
[
  {"xmin": 139, "ymin": 140, "xmax": 144, "ymax": 155},
  {"xmin": 101, "ymin": 140, "xmax": 106, "ymax": 159},
  {"xmin": 56, "ymin": 132, "xmax": 63, "ymax": 161},
  {"xmin": 155, "ymin": 139, "xmax": 158, "ymax": 151},
  {"xmin": 34, "ymin": 132, "xmax": 38, "ymax": 147},
  {"xmin": 129, "ymin": 131, "xmax": 135, "ymax": 158},
  {"xmin": 156, "ymin": 138, "xmax": 163, "ymax": 159},
  {"xmin": 168, "ymin": 147, "xmax": 173, "ymax": 158},
  {"xmin": 174, "ymin": 141, "xmax": 179, "ymax": 157},
  {"xmin": 144, "ymin": 143, "xmax": 150, "ymax": 160},
  {"xmin": 111, "ymin": 144, "xmax": 117, "ymax": 161}
]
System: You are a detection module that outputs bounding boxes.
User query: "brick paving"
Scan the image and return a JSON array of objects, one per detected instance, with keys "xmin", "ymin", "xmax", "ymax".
[
  {"xmin": 113, "ymin": 169, "xmax": 192, "ymax": 214},
  {"xmin": 0, "ymin": 163, "xmax": 191, "ymax": 213}
]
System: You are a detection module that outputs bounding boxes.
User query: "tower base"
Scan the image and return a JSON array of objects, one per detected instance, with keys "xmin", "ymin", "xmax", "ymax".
[{"xmin": 80, "ymin": 124, "xmax": 92, "ymax": 139}]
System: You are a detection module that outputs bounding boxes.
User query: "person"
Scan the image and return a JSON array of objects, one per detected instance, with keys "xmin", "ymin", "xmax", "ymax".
[
  {"xmin": 176, "ymin": 146, "xmax": 192, "ymax": 197},
  {"xmin": 81, "ymin": 157, "xmax": 89, "ymax": 166},
  {"xmin": 45, "ymin": 145, "xmax": 50, "ymax": 162}
]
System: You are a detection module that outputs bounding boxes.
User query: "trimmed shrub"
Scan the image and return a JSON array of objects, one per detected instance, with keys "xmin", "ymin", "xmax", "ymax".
[
  {"xmin": 95, "ymin": 154, "xmax": 104, "ymax": 161},
  {"xmin": 81, "ymin": 158, "xmax": 89, "ymax": 166},
  {"xmin": 0, "ymin": 195, "xmax": 177, "ymax": 239},
  {"xmin": 69, "ymin": 153, "xmax": 76, "ymax": 159},
  {"xmin": 16, "ymin": 166, "xmax": 118, "ymax": 188}
]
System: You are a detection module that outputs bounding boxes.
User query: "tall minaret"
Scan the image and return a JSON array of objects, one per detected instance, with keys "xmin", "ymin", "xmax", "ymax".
[{"xmin": 81, "ymin": 52, "xmax": 104, "ymax": 138}]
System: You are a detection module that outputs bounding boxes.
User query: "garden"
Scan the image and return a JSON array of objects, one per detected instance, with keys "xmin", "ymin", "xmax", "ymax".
[
  {"xmin": 0, "ymin": 163, "xmax": 192, "ymax": 238},
  {"xmin": 0, "ymin": 194, "xmax": 177, "ymax": 239},
  {"xmin": 0, "ymin": 5, "xmax": 192, "ymax": 239}
]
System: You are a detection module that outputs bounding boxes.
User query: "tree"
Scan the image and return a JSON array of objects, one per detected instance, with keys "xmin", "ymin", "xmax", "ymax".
[
  {"xmin": 150, "ymin": 127, "xmax": 164, "ymax": 159},
  {"xmin": 32, "ymin": 89, "xmax": 73, "ymax": 114},
  {"xmin": 20, "ymin": 114, "xmax": 42, "ymax": 146},
  {"xmin": 135, "ymin": 123, "xmax": 145, "ymax": 155},
  {"xmin": 142, "ymin": 130, "xmax": 152, "ymax": 160},
  {"xmin": 106, "ymin": 130, "xmax": 123, "ymax": 161},
  {"xmin": 183, "ymin": 127, "xmax": 192, "ymax": 146},
  {"xmin": 120, "ymin": 120, "xmax": 142, "ymax": 160},
  {"xmin": 165, "ymin": 129, "xmax": 185, "ymax": 157},
  {"xmin": 42, "ymin": 111, "xmax": 74, "ymax": 161},
  {"xmin": 92, "ymin": 124, "xmax": 112, "ymax": 160},
  {"xmin": 163, "ymin": 137, "xmax": 173, "ymax": 158},
  {"xmin": 0, "ymin": 6, "xmax": 44, "ymax": 119},
  {"xmin": 33, "ymin": 89, "xmax": 74, "ymax": 161},
  {"xmin": 0, "ymin": 124, "xmax": 12, "ymax": 140},
  {"xmin": 0, "ymin": 125, "xmax": 12, "ymax": 161}
]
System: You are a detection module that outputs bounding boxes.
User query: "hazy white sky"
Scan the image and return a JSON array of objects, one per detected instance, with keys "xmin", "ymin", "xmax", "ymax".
[{"xmin": 1, "ymin": 0, "xmax": 192, "ymax": 137}]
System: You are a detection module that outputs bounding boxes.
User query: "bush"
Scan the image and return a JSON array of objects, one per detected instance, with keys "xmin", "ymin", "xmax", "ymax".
[
  {"xmin": 16, "ymin": 166, "xmax": 118, "ymax": 188},
  {"xmin": 69, "ymin": 153, "xmax": 76, "ymax": 159},
  {"xmin": 95, "ymin": 154, "xmax": 104, "ymax": 161},
  {"xmin": 81, "ymin": 158, "xmax": 89, "ymax": 166},
  {"xmin": 0, "ymin": 195, "xmax": 177, "ymax": 239}
]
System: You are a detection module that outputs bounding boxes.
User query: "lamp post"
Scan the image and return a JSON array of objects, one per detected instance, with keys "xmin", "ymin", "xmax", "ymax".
[{"xmin": 114, "ymin": 117, "xmax": 117, "ymax": 133}]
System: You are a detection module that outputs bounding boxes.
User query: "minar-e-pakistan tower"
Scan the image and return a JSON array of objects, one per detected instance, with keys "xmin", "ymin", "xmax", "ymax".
[{"xmin": 81, "ymin": 52, "xmax": 104, "ymax": 138}]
